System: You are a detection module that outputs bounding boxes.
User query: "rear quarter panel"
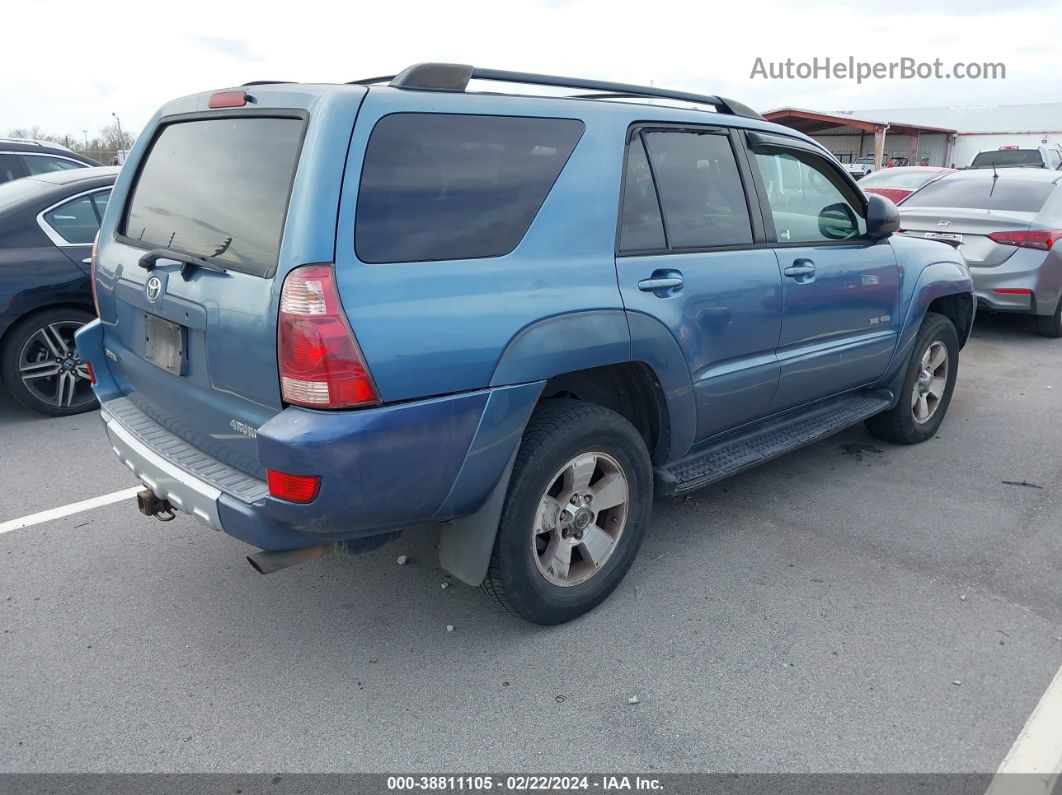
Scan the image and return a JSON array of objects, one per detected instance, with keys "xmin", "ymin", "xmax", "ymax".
[{"xmin": 333, "ymin": 90, "xmax": 630, "ymax": 403}]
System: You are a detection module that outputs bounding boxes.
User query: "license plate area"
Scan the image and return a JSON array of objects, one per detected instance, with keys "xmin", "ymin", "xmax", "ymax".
[
  {"xmin": 923, "ymin": 231, "xmax": 963, "ymax": 243},
  {"xmin": 143, "ymin": 313, "xmax": 185, "ymax": 375}
]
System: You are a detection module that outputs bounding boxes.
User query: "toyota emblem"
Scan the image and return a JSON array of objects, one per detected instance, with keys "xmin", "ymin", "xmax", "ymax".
[{"xmin": 145, "ymin": 276, "xmax": 163, "ymax": 303}]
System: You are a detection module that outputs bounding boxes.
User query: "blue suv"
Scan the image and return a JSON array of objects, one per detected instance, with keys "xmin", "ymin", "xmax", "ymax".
[{"xmin": 76, "ymin": 64, "xmax": 974, "ymax": 624}]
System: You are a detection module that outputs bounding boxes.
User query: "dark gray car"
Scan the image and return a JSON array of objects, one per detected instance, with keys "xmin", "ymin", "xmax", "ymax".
[
  {"xmin": 0, "ymin": 139, "xmax": 100, "ymax": 185},
  {"xmin": 899, "ymin": 169, "xmax": 1062, "ymax": 336}
]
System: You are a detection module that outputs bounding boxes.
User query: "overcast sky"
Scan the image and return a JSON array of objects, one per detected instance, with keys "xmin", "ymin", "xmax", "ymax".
[{"xmin": 5, "ymin": 0, "xmax": 1061, "ymax": 140}]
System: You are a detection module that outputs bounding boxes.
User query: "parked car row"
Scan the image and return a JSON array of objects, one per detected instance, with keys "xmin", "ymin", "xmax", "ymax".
[
  {"xmin": 853, "ymin": 165, "xmax": 1062, "ymax": 337},
  {"xmin": 842, "ymin": 144, "xmax": 1061, "ymax": 182}
]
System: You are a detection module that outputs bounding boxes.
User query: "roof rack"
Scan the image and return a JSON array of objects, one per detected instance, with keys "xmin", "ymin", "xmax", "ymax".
[{"xmin": 347, "ymin": 63, "xmax": 765, "ymax": 121}]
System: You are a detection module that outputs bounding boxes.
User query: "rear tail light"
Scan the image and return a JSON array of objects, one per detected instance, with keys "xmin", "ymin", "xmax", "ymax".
[
  {"xmin": 266, "ymin": 469, "xmax": 320, "ymax": 503},
  {"xmin": 278, "ymin": 264, "xmax": 380, "ymax": 409},
  {"xmin": 90, "ymin": 232, "xmax": 100, "ymax": 316},
  {"xmin": 988, "ymin": 230, "xmax": 1062, "ymax": 251}
]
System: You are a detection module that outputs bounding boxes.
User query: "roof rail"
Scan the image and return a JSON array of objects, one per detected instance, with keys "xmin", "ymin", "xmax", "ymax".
[{"xmin": 348, "ymin": 63, "xmax": 765, "ymax": 121}]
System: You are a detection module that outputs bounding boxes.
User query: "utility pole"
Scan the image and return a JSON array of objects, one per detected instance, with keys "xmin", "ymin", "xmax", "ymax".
[
  {"xmin": 111, "ymin": 113, "xmax": 123, "ymax": 145},
  {"xmin": 82, "ymin": 130, "xmax": 88, "ymax": 151}
]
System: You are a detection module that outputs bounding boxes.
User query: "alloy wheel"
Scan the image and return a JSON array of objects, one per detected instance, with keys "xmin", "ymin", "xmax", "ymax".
[
  {"xmin": 17, "ymin": 321, "xmax": 95, "ymax": 411},
  {"xmin": 532, "ymin": 452, "xmax": 629, "ymax": 587},
  {"xmin": 911, "ymin": 340, "xmax": 948, "ymax": 424}
]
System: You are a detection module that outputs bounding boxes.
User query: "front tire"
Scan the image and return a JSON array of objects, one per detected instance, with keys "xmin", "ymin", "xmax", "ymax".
[
  {"xmin": 1, "ymin": 308, "xmax": 98, "ymax": 417},
  {"xmin": 865, "ymin": 311, "xmax": 958, "ymax": 445},
  {"xmin": 481, "ymin": 400, "xmax": 653, "ymax": 625}
]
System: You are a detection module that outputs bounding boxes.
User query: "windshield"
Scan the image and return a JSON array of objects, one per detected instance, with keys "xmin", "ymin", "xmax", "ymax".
[
  {"xmin": 861, "ymin": 170, "xmax": 941, "ymax": 189},
  {"xmin": 121, "ymin": 116, "xmax": 304, "ymax": 277},
  {"xmin": 970, "ymin": 150, "xmax": 1044, "ymax": 169},
  {"xmin": 903, "ymin": 177, "xmax": 1056, "ymax": 213}
]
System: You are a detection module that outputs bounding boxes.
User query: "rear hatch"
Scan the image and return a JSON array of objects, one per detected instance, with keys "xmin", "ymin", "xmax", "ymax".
[
  {"xmin": 93, "ymin": 86, "xmax": 365, "ymax": 477},
  {"xmin": 899, "ymin": 175, "xmax": 1056, "ymax": 266}
]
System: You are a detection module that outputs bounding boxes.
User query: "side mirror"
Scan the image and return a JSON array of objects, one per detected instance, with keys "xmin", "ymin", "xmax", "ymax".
[
  {"xmin": 818, "ymin": 203, "xmax": 859, "ymax": 240},
  {"xmin": 866, "ymin": 193, "xmax": 900, "ymax": 240}
]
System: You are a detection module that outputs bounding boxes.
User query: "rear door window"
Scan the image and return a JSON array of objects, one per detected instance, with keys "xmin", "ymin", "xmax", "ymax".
[
  {"xmin": 641, "ymin": 130, "xmax": 753, "ymax": 249},
  {"xmin": 122, "ymin": 116, "xmax": 305, "ymax": 277},
  {"xmin": 355, "ymin": 113, "xmax": 584, "ymax": 263},
  {"xmin": 619, "ymin": 135, "xmax": 666, "ymax": 252}
]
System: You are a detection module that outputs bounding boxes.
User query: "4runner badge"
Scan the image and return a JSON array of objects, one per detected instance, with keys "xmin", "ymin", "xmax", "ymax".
[{"xmin": 229, "ymin": 419, "xmax": 257, "ymax": 438}]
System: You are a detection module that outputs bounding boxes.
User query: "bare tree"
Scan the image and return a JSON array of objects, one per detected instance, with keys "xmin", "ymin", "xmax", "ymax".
[
  {"xmin": 99, "ymin": 120, "xmax": 134, "ymax": 152},
  {"xmin": 6, "ymin": 125, "xmax": 60, "ymax": 142}
]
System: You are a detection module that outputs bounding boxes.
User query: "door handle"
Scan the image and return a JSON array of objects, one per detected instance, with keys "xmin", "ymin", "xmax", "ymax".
[
  {"xmin": 638, "ymin": 270, "xmax": 684, "ymax": 295},
  {"xmin": 783, "ymin": 259, "xmax": 816, "ymax": 279}
]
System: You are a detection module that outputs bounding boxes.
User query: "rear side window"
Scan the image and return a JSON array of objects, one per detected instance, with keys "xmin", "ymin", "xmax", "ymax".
[
  {"xmin": 0, "ymin": 154, "xmax": 21, "ymax": 183},
  {"xmin": 122, "ymin": 116, "xmax": 304, "ymax": 277},
  {"xmin": 355, "ymin": 114, "xmax": 584, "ymax": 264},
  {"xmin": 641, "ymin": 131, "xmax": 753, "ymax": 249},
  {"xmin": 21, "ymin": 155, "xmax": 84, "ymax": 175},
  {"xmin": 903, "ymin": 178, "xmax": 1055, "ymax": 213},
  {"xmin": 42, "ymin": 190, "xmax": 111, "ymax": 244}
]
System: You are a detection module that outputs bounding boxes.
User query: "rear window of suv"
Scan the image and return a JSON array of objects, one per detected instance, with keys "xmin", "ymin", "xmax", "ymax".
[
  {"xmin": 970, "ymin": 150, "xmax": 1044, "ymax": 169},
  {"xmin": 902, "ymin": 177, "xmax": 1056, "ymax": 213},
  {"xmin": 122, "ymin": 116, "xmax": 304, "ymax": 277},
  {"xmin": 355, "ymin": 113, "xmax": 584, "ymax": 264}
]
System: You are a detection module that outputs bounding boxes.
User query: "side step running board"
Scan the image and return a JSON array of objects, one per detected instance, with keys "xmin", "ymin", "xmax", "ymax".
[{"xmin": 656, "ymin": 391, "xmax": 893, "ymax": 496}]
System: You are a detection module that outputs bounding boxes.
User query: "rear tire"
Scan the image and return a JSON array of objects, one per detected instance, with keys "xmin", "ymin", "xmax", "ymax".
[
  {"xmin": 865, "ymin": 311, "xmax": 958, "ymax": 445},
  {"xmin": 481, "ymin": 400, "xmax": 653, "ymax": 625},
  {"xmin": 1036, "ymin": 297, "xmax": 1062, "ymax": 338},
  {"xmin": 1, "ymin": 307, "xmax": 98, "ymax": 417}
]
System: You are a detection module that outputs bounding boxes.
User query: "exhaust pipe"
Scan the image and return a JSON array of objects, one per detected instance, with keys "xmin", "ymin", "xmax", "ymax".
[{"xmin": 247, "ymin": 542, "xmax": 339, "ymax": 575}]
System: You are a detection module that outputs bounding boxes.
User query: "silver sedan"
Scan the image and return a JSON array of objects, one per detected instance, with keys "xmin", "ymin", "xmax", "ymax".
[{"xmin": 899, "ymin": 169, "xmax": 1062, "ymax": 336}]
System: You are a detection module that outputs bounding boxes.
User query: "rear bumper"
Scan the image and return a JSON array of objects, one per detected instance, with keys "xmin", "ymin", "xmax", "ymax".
[
  {"xmin": 970, "ymin": 248, "xmax": 1062, "ymax": 316},
  {"xmin": 77, "ymin": 319, "xmax": 543, "ymax": 552}
]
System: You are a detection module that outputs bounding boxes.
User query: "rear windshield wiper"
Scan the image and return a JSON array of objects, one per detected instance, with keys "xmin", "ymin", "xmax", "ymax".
[{"xmin": 138, "ymin": 248, "xmax": 228, "ymax": 278}]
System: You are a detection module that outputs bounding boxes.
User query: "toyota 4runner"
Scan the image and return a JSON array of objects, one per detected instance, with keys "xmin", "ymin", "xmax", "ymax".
[{"xmin": 76, "ymin": 63, "xmax": 975, "ymax": 624}]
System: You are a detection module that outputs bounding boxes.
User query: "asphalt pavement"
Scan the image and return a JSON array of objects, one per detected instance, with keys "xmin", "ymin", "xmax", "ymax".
[{"xmin": 1, "ymin": 312, "xmax": 1060, "ymax": 773}]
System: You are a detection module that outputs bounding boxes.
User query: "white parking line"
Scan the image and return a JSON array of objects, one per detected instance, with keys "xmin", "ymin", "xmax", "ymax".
[
  {"xmin": 0, "ymin": 486, "xmax": 143, "ymax": 535},
  {"xmin": 985, "ymin": 663, "xmax": 1062, "ymax": 795}
]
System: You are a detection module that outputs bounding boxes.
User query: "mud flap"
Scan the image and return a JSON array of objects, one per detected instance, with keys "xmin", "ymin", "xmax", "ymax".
[{"xmin": 437, "ymin": 450, "xmax": 517, "ymax": 587}]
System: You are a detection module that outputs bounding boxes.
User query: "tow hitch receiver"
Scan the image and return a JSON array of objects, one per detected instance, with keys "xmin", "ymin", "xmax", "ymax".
[{"xmin": 137, "ymin": 488, "xmax": 175, "ymax": 522}]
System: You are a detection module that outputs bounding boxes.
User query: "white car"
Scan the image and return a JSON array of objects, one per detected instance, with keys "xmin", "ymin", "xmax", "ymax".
[{"xmin": 845, "ymin": 155, "xmax": 876, "ymax": 180}]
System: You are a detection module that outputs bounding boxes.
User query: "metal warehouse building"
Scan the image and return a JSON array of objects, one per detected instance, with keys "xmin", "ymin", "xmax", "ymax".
[{"xmin": 764, "ymin": 103, "xmax": 1062, "ymax": 170}]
